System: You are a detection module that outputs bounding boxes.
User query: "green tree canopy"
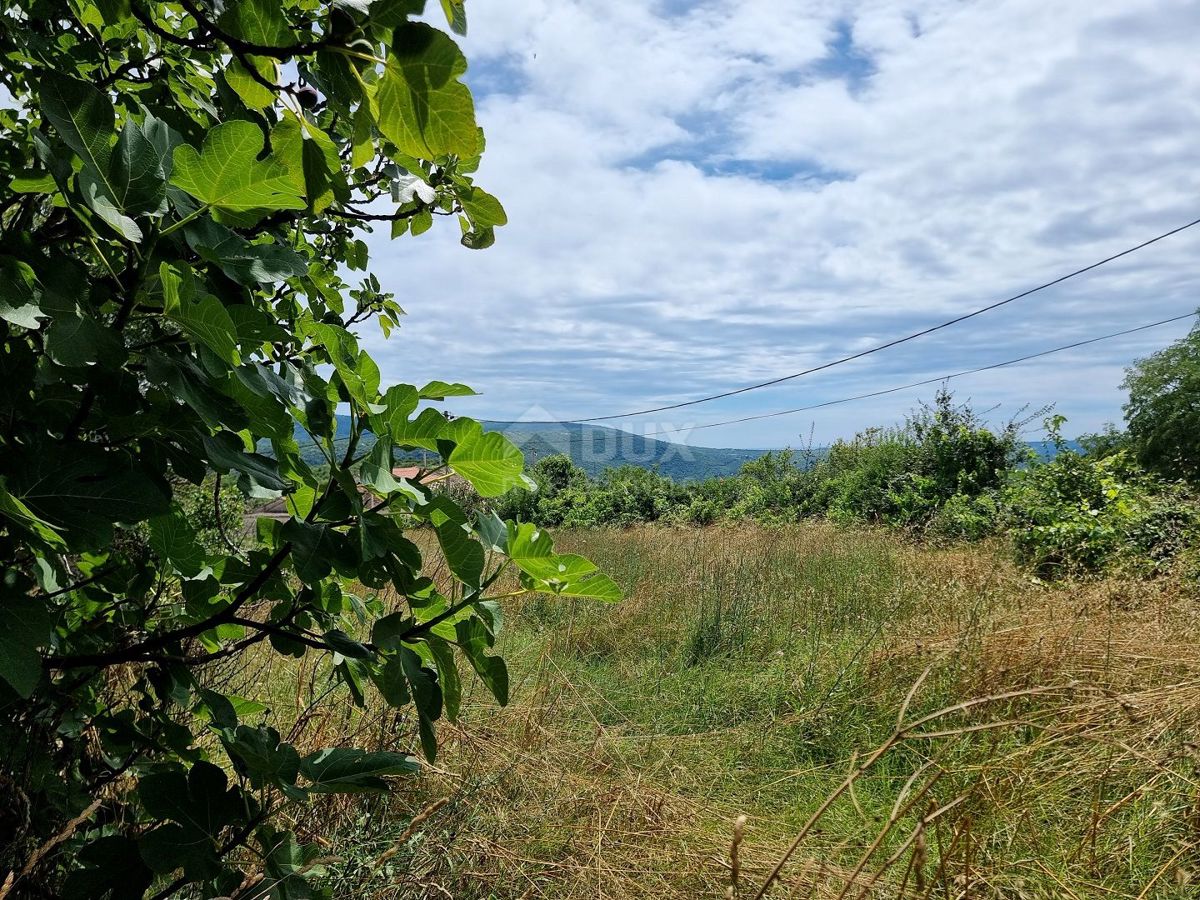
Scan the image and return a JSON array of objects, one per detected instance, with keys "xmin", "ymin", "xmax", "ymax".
[
  {"xmin": 0, "ymin": 2, "xmax": 617, "ymax": 896},
  {"xmin": 1123, "ymin": 317, "xmax": 1200, "ymax": 482}
]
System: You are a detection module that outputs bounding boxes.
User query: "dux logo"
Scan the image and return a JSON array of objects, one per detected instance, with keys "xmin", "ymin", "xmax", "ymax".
[{"xmin": 484, "ymin": 405, "xmax": 698, "ymax": 467}]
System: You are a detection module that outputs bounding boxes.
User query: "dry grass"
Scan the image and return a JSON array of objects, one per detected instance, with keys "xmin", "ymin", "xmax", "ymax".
[{"xmin": 223, "ymin": 524, "xmax": 1200, "ymax": 899}]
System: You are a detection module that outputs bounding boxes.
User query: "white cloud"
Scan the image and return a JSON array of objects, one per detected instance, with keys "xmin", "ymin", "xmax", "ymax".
[{"xmin": 360, "ymin": 0, "xmax": 1200, "ymax": 447}]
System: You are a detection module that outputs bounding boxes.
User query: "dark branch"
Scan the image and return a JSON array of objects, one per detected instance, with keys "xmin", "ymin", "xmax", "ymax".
[
  {"xmin": 176, "ymin": 0, "xmax": 331, "ymax": 59},
  {"xmin": 45, "ymin": 543, "xmax": 293, "ymax": 670}
]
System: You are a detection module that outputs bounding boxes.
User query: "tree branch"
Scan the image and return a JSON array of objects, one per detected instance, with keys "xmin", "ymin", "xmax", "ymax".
[
  {"xmin": 176, "ymin": 0, "xmax": 330, "ymax": 59},
  {"xmin": 45, "ymin": 543, "xmax": 293, "ymax": 670}
]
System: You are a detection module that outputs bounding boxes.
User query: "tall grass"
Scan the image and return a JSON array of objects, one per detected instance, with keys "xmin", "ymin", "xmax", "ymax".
[{"xmin": 219, "ymin": 525, "xmax": 1200, "ymax": 898}]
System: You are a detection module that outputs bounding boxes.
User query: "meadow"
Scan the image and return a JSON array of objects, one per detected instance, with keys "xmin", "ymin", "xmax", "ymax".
[{"xmin": 220, "ymin": 524, "xmax": 1200, "ymax": 899}]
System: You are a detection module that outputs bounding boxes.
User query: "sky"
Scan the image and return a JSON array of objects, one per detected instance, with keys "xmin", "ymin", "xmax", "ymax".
[{"xmin": 360, "ymin": 0, "xmax": 1200, "ymax": 449}]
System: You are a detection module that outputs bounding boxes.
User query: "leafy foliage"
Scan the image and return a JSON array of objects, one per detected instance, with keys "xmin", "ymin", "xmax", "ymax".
[
  {"xmin": 495, "ymin": 391, "xmax": 1025, "ymax": 533},
  {"xmin": 1122, "ymin": 317, "xmax": 1200, "ymax": 483},
  {"xmin": 0, "ymin": 3, "xmax": 617, "ymax": 897},
  {"xmin": 489, "ymin": 389, "xmax": 1198, "ymax": 581},
  {"xmin": 1002, "ymin": 418, "xmax": 1199, "ymax": 577}
]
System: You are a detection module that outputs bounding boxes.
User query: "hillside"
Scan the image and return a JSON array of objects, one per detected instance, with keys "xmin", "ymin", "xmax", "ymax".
[
  {"xmin": 292, "ymin": 417, "xmax": 1078, "ymax": 480},
  {"xmin": 479, "ymin": 420, "xmax": 766, "ymax": 479},
  {"xmin": 294, "ymin": 416, "xmax": 767, "ymax": 480}
]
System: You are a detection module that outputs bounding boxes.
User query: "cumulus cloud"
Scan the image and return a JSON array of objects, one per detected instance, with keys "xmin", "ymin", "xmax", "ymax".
[{"xmin": 359, "ymin": 0, "xmax": 1200, "ymax": 448}]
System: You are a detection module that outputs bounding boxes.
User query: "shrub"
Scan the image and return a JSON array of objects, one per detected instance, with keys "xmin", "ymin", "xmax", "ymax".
[
  {"xmin": 927, "ymin": 492, "xmax": 1000, "ymax": 542},
  {"xmin": 803, "ymin": 389, "xmax": 1024, "ymax": 530},
  {"xmin": 1123, "ymin": 317, "xmax": 1200, "ymax": 482},
  {"xmin": 562, "ymin": 466, "xmax": 686, "ymax": 527},
  {"xmin": 1002, "ymin": 438, "xmax": 1198, "ymax": 577}
]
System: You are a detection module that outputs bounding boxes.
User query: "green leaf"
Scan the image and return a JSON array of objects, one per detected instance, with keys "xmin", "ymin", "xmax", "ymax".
[
  {"xmin": 350, "ymin": 101, "xmax": 375, "ymax": 168},
  {"xmin": 410, "ymin": 206, "xmax": 433, "ymax": 235},
  {"xmin": 65, "ymin": 836, "xmax": 154, "ymax": 900},
  {"xmin": 447, "ymin": 421, "xmax": 526, "ymax": 497},
  {"xmin": 474, "ymin": 510, "xmax": 508, "ymax": 553},
  {"xmin": 218, "ymin": 725, "xmax": 302, "ymax": 793},
  {"xmin": 172, "ymin": 120, "xmax": 305, "ymax": 226},
  {"xmin": 506, "ymin": 522, "xmax": 624, "ymax": 601},
  {"xmin": 439, "ymin": 0, "xmax": 467, "ymax": 35},
  {"xmin": 455, "ymin": 617, "xmax": 508, "ymax": 706},
  {"xmin": 226, "ymin": 55, "xmax": 279, "ymax": 110},
  {"xmin": 44, "ymin": 311, "xmax": 123, "ymax": 368},
  {"xmin": 140, "ymin": 762, "xmax": 242, "ymax": 832},
  {"xmin": 376, "ymin": 23, "xmax": 481, "ymax": 160},
  {"xmin": 0, "ymin": 256, "xmax": 44, "ymax": 329},
  {"xmin": 359, "ymin": 436, "xmax": 400, "ymax": 494},
  {"xmin": 400, "ymin": 646, "xmax": 442, "ymax": 719},
  {"xmin": 392, "ymin": 407, "xmax": 447, "ymax": 451},
  {"xmin": 418, "ymin": 380, "xmax": 476, "ymax": 399},
  {"xmin": 137, "ymin": 761, "xmax": 242, "ymax": 879},
  {"xmin": 308, "ymin": 322, "xmax": 380, "ymax": 406},
  {"xmin": 323, "ymin": 629, "xmax": 372, "ymax": 659},
  {"xmin": 0, "ymin": 596, "xmax": 53, "ymax": 698},
  {"xmin": 219, "ymin": 0, "xmax": 296, "ymax": 46},
  {"xmin": 160, "ymin": 262, "xmax": 240, "ymax": 365},
  {"xmin": 39, "ymin": 74, "xmax": 114, "ymax": 191},
  {"xmin": 185, "ymin": 218, "xmax": 306, "ymax": 286},
  {"xmin": 139, "ymin": 823, "xmax": 220, "ymax": 880},
  {"xmin": 425, "ymin": 635, "xmax": 462, "ymax": 721},
  {"xmin": 458, "ymin": 185, "xmax": 506, "ymax": 227},
  {"xmin": 82, "ymin": 120, "xmax": 168, "ymax": 239},
  {"xmin": 257, "ymin": 825, "xmax": 321, "ymax": 899},
  {"xmin": 6, "ymin": 445, "xmax": 170, "ymax": 546},
  {"xmin": 149, "ymin": 510, "xmax": 207, "ymax": 577},
  {"xmin": 0, "ymin": 479, "xmax": 65, "ymax": 548},
  {"xmin": 10, "ymin": 171, "xmax": 57, "ymax": 194},
  {"xmin": 299, "ymin": 747, "xmax": 419, "ymax": 793},
  {"xmin": 280, "ymin": 519, "xmax": 355, "ymax": 583},
  {"xmin": 379, "ymin": 383, "xmax": 419, "ymax": 431},
  {"xmin": 41, "ymin": 76, "xmax": 166, "ymax": 241},
  {"xmin": 460, "ymin": 223, "xmax": 495, "ymax": 250},
  {"xmin": 203, "ymin": 431, "xmax": 290, "ymax": 496},
  {"xmin": 272, "ymin": 110, "xmax": 346, "ymax": 213},
  {"xmin": 434, "ymin": 520, "xmax": 484, "ymax": 587},
  {"xmin": 506, "ymin": 522, "xmax": 596, "ymax": 582}
]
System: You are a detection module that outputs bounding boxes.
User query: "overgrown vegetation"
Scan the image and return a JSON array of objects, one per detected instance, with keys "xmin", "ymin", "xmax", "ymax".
[
  {"xmin": 229, "ymin": 526, "xmax": 1200, "ymax": 898},
  {"xmin": 2, "ymin": 2, "xmax": 1197, "ymax": 897},
  {"xmin": 0, "ymin": 4, "xmax": 617, "ymax": 898},
  {"xmin": 496, "ymin": 378, "xmax": 1200, "ymax": 579}
]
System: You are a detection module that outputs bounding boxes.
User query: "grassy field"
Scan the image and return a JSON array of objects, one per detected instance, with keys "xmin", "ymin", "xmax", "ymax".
[{"xmin": 222, "ymin": 525, "xmax": 1200, "ymax": 899}]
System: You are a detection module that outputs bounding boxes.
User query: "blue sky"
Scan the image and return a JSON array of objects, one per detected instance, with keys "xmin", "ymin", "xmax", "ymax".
[{"xmin": 361, "ymin": 0, "xmax": 1200, "ymax": 449}]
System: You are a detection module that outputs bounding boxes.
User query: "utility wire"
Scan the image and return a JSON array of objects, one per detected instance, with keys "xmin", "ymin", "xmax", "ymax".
[
  {"xmin": 523, "ymin": 217, "xmax": 1200, "ymax": 424},
  {"xmin": 629, "ymin": 311, "xmax": 1197, "ymax": 439}
]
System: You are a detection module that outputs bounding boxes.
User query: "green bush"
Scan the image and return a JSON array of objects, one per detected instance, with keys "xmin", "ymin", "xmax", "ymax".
[
  {"xmin": 805, "ymin": 389, "xmax": 1023, "ymax": 529},
  {"xmin": 729, "ymin": 449, "xmax": 808, "ymax": 522},
  {"xmin": 562, "ymin": 466, "xmax": 687, "ymax": 527},
  {"xmin": 927, "ymin": 492, "xmax": 1000, "ymax": 542},
  {"xmin": 1123, "ymin": 317, "xmax": 1200, "ymax": 483},
  {"xmin": 1002, "ymin": 436, "xmax": 1198, "ymax": 577}
]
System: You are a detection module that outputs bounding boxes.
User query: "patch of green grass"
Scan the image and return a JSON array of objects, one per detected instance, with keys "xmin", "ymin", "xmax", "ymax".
[{"xmin": 233, "ymin": 524, "xmax": 1200, "ymax": 899}]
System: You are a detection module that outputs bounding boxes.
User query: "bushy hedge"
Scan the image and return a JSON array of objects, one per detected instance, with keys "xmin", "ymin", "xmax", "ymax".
[
  {"xmin": 1002, "ymin": 432, "xmax": 1198, "ymax": 578},
  {"xmin": 490, "ymin": 393, "xmax": 1199, "ymax": 581}
]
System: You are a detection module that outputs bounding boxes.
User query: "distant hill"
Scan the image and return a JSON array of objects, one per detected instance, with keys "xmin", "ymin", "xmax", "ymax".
[
  {"xmin": 480, "ymin": 421, "xmax": 765, "ymax": 480},
  {"xmin": 290, "ymin": 416, "xmax": 1081, "ymax": 482},
  {"xmin": 291, "ymin": 415, "xmax": 766, "ymax": 480}
]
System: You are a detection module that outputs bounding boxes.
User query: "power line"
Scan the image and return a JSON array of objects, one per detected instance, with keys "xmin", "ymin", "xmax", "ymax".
[
  {"xmin": 629, "ymin": 311, "xmax": 1196, "ymax": 439},
  {"xmin": 522, "ymin": 217, "xmax": 1200, "ymax": 424}
]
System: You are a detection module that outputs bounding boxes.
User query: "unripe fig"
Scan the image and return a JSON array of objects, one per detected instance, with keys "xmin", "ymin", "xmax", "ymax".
[{"xmin": 296, "ymin": 85, "xmax": 320, "ymax": 109}]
